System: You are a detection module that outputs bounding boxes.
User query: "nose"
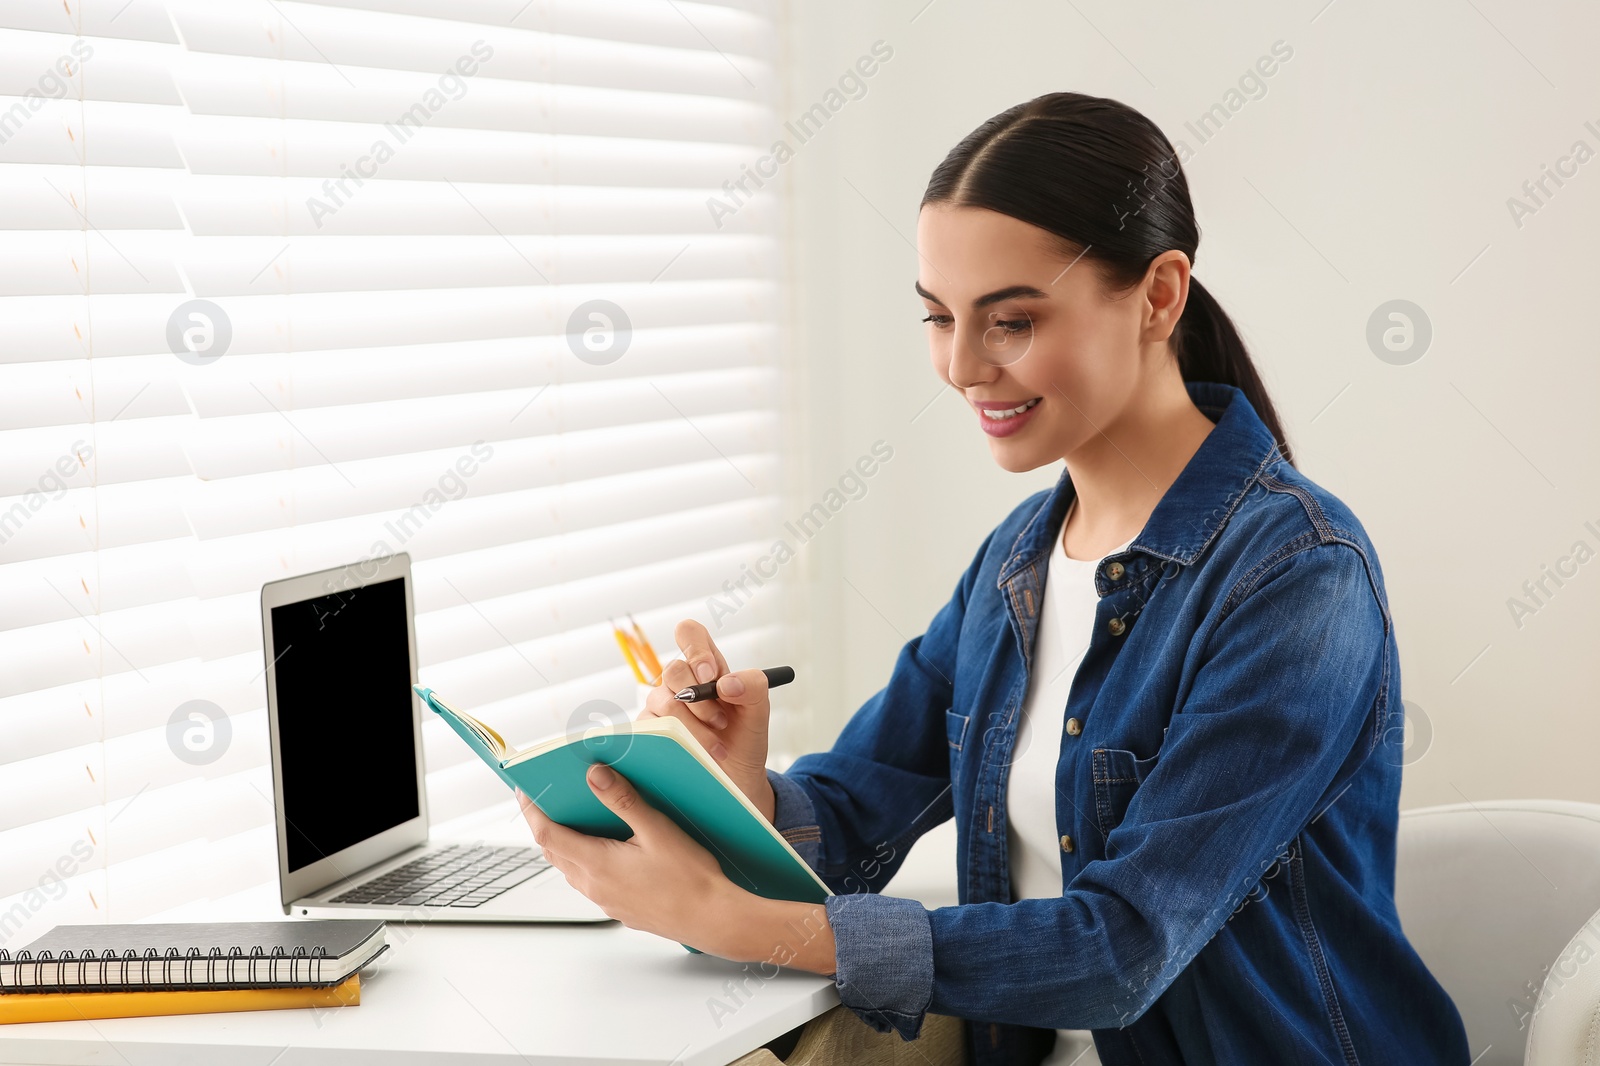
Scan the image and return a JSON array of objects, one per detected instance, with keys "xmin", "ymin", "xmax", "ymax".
[{"xmin": 945, "ymin": 316, "xmax": 1001, "ymax": 390}]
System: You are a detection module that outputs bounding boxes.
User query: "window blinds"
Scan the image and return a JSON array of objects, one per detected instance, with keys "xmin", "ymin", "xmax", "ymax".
[{"xmin": 0, "ymin": 0, "xmax": 786, "ymax": 942}]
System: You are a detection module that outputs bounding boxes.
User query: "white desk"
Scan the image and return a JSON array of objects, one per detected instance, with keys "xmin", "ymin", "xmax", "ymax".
[
  {"xmin": 0, "ymin": 913, "xmax": 838, "ymax": 1066},
  {"xmin": 0, "ymin": 819, "xmax": 972, "ymax": 1066}
]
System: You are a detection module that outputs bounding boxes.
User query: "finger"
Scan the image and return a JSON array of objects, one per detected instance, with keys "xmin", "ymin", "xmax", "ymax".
[
  {"xmin": 637, "ymin": 698, "xmax": 730, "ymax": 760},
  {"xmin": 660, "ymin": 657, "xmax": 697, "ymax": 693},
  {"xmin": 654, "ymin": 658, "xmax": 728, "ymax": 730},
  {"xmin": 637, "ymin": 684, "xmax": 729, "ymax": 756},
  {"xmin": 517, "ymin": 788, "xmax": 559, "ymax": 841},
  {"xmin": 516, "ymin": 794, "xmax": 582, "ymax": 883},
  {"xmin": 516, "ymin": 789, "xmax": 602, "ymax": 867},
  {"xmin": 585, "ymin": 764, "xmax": 673, "ymax": 841},
  {"xmin": 712, "ymin": 668, "xmax": 771, "ymax": 714},
  {"xmin": 673, "ymin": 618, "xmax": 728, "ymax": 687}
]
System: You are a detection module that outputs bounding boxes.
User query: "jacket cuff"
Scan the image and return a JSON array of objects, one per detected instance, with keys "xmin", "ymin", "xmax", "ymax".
[
  {"xmin": 766, "ymin": 769, "xmax": 822, "ymax": 871},
  {"xmin": 825, "ymin": 892, "xmax": 934, "ymax": 1041}
]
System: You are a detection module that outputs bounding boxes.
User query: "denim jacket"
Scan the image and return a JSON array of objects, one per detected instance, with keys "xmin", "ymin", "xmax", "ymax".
[{"xmin": 767, "ymin": 383, "xmax": 1470, "ymax": 1065}]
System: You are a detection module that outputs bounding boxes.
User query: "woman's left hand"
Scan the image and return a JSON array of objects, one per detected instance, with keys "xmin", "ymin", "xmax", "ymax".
[{"xmin": 516, "ymin": 763, "xmax": 744, "ymax": 950}]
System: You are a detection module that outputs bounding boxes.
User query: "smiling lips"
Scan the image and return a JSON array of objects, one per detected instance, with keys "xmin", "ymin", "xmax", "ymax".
[{"xmin": 972, "ymin": 396, "xmax": 1042, "ymax": 438}]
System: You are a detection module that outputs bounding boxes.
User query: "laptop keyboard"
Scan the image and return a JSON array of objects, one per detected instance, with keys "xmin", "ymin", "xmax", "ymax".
[{"xmin": 329, "ymin": 844, "xmax": 550, "ymax": 909}]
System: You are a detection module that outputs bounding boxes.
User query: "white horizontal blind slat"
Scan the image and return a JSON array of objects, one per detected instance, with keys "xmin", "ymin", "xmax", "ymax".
[{"xmin": 0, "ymin": 0, "xmax": 786, "ymax": 936}]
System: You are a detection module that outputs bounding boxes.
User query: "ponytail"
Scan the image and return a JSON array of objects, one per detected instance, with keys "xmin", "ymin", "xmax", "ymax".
[{"xmin": 1177, "ymin": 277, "xmax": 1292, "ymax": 465}]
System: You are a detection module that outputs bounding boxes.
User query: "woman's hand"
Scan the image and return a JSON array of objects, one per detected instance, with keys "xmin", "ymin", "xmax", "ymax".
[
  {"xmin": 515, "ymin": 766, "xmax": 835, "ymax": 977},
  {"xmin": 517, "ymin": 766, "xmax": 738, "ymax": 947},
  {"xmin": 639, "ymin": 619, "xmax": 775, "ymax": 822},
  {"xmin": 517, "ymin": 767, "xmax": 837, "ymax": 971}
]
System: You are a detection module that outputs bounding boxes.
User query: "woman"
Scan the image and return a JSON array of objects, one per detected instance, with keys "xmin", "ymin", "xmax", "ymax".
[{"xmin": 519, "ymin": 93, "xmax": 1471, "ymax": 1065}]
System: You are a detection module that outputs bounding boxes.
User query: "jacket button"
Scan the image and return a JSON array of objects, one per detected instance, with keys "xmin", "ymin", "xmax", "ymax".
[
  {"xmin": 1106, "ymin": 561, "xmax": 1125, "ymax": 581},
  {"xmin": 1107, "ymin": 617, "xmax": 1127, "ymax": 636},
  {"xmin": 1065, "ymin": 717, "xmax": 1082, "ymax": 736},
  {"xmin": 1059, "ymin": 834, "xmax": 1075, "ymax": 853}
]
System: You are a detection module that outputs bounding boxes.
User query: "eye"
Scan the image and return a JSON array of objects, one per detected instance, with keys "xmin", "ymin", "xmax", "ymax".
[
  {"xmin": 991, "ymin": 317, "xmax": 1031, "ymax": 334},
  {"xmin": 920, "ymin": 313, "xmax": 953, "ymax": 328}
]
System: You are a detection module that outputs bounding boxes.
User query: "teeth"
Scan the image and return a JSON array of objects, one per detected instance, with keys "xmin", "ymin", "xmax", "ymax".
[{"xmin": 982, "ymin": 398, "xmax": 1040, "ymax": 420}]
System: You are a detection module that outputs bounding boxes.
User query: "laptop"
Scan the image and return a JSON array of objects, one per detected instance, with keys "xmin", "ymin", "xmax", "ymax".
[{"xmin": 260, "ymin": 551, "xmax": 608, "ymax": 923}]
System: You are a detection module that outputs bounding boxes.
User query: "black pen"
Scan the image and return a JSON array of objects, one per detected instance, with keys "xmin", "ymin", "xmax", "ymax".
[{"xmin": 674, "ymin": 665, "xmax": 795, "ymax": 703}]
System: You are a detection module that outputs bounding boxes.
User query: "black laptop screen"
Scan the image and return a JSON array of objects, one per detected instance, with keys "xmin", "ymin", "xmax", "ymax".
[{"xmin": 270, "ymin": 575, "xmax": 421, "ymax": 872}]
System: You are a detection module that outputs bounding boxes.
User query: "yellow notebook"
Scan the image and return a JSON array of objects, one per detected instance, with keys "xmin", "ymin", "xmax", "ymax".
[{"xmin": 0, "ymin": 972, "xmax": 360, "ymax": 1025}]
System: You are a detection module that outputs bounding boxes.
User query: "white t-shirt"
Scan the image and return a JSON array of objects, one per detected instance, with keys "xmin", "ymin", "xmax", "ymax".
[{"xmin": 1006, "ymin": 505, "xmax": 1131, "ymax": 1065}]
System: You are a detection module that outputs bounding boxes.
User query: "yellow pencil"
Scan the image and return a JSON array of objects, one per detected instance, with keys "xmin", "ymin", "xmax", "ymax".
[
  {"xmin": 628, "ymin": 614, "xmax": 663, "ymax": 682},
  {"xmin": 612, "ymin": 623, "xmax": 647, "ymax": 684}
]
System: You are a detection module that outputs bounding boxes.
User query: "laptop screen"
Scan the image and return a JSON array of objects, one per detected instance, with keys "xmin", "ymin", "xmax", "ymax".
[{"xmin": 269, "ymin": 574, "xmax": 421, "ymax": 873}]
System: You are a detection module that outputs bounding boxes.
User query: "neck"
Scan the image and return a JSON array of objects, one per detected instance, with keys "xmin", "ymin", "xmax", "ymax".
[{"xmin": 1060, "ymin": 359, "xmax": 1215, "ymax": 560}]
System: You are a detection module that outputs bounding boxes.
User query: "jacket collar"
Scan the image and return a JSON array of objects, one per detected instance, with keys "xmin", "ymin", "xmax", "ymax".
[{"xmin": 998, "ymin": 382, "xmax": 1284, "ymax": 585}]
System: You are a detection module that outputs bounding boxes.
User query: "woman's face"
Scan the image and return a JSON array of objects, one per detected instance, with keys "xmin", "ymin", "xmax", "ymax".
[{"xmin": 915, "ymin": 203, "xmax": 1185, "ymax": 473}]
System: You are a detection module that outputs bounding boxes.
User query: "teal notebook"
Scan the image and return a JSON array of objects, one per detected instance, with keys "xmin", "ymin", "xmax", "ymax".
[{"xmin": 415, "ymin": 686, "xmax": 831, "ymax": 919}]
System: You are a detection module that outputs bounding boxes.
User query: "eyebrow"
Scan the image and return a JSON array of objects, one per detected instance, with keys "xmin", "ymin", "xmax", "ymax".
[{"xmin": 914, "ymin": 282, "xmax": 1050, "ymax": 308}]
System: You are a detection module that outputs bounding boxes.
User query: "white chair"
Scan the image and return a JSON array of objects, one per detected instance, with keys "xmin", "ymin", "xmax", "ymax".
[
  {"xmin": 1395, "ymin": 800, "xmax": 1600, "ymax": 1065},
  {"xmin": 1523, "ymin": 903, "xmax": 1600, "ymax": 1064}
]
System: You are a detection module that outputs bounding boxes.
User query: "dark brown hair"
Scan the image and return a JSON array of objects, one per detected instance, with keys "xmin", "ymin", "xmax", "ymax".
[{"xmin": 923, "ymin": 92, "xmax": 1292, "ymax": 465}]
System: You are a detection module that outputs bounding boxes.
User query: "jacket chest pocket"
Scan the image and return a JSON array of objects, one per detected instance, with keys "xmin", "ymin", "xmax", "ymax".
[
  {"xmin": 945, "ymin": 708, "xmax": 971, "ymax": 752},
  {"xmin": 1092, "ymin": 747, "xmax": 1159, "ymax": 840}
]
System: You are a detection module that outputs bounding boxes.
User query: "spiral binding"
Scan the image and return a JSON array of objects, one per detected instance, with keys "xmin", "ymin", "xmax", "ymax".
[{"xmin": 0, "ymin": 942, "xmax": 331, "ymax": 994}]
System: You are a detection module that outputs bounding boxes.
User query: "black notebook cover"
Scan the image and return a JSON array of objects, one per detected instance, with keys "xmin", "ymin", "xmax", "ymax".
[{"xmin": 0, "ymin": 920, "xmax": 386, "ymax": 993}]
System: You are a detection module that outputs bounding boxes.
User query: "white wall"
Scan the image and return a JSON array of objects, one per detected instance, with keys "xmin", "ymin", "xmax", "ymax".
[{"xmin": 774, "ymin": 0, "xmax": 1600, "ymax": 808}]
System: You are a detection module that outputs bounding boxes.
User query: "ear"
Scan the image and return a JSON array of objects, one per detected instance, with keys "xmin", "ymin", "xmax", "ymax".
[{"xmin": 1142, "ymin": 250, "xmax": 1191, "ymax": 345}]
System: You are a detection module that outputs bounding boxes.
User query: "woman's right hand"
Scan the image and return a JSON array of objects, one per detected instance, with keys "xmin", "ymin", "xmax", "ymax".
[{"xmin": 638, "ymin": 619, "xmax": 776, "ymax": 822}]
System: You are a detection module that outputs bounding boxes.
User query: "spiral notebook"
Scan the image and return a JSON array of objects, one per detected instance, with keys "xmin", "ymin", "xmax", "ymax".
[{"xmin": 0, "ymin": 920, "xmax": 387, "ymax": 994}]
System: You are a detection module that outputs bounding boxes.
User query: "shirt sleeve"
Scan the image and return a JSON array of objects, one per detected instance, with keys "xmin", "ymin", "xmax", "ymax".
[
  {"xmin": 821, "ymin": 540, "xmax": 1393, "ymax": 1037},
  {"xmin": 766, "ymin": 767, "xmax": 822, "ymax": 872},
  {"xmin": 780, "ymin": 529, "xmax": 995, "ymax": 894},
  {"xmin": 763, "ymin": 532, "xmax": 997, "ymax": 1037}
]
